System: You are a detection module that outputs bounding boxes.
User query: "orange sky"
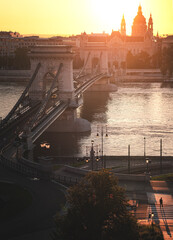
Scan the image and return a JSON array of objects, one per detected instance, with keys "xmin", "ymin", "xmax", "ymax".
[{"xmin": 0, "ymin": 0, "xmax": 172, "ymax": 36}]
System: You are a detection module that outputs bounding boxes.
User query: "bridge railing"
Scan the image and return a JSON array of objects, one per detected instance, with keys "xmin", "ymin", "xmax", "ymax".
[
  {"xmin": 0, "ymin": 143, "xmax": 52, "ymax": 179},
  {"xmin": 52, "ymin": 174, "xmax": 80, "ymax": 185},
  {"xmin": 75, "ymin": 73, "xmax": 106, "ymax": 96}
]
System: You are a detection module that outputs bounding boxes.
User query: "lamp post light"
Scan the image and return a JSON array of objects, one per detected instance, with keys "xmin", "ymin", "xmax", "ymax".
[
  {"xmin": 97, "ymin": 125, "xmax": 108, "ymax": 168},
  {"xmin": 40, "ymin": 142, "xmax": 50, "ymax": 149},
  {"xmin": 151, "ymin": 212, "xmax": 154, "ymax": 226},
  {"xmin": 85, "ymin": 144, "xmax": 100, "ymax": 170},
  {"xmin": 146, "ymin": 158, "xmax": 149, "ymax": 173},
  {"xmin": 95, "ymin": 145, "xmax": 100, "ymax": 170},
  {"xmin": 85, "ymin": 146, "xmax": 89, "ymax": 163},
  {"xmin": 40, "ymin": 142, "xmax": 51, "ymax": 152}
]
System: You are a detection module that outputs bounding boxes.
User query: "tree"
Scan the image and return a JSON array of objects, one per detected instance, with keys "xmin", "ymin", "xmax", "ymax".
[
  {"xmin": 14, "ymin": 47, "xmax": 30, "ymax": 70},
  {"xmin": 161, "ymin": 45, "xmax": 173, "ymax": 79},
  {"xmin": 52, "ymin": 170, "xmax": 139, "ymax": 240},
  {"xmin": 126, "ymin": 51, "xmax": 151, "ymax": 69},
  {"xmin": 151, "ymin": 49, "xmax": 162, "ymax": 69}
]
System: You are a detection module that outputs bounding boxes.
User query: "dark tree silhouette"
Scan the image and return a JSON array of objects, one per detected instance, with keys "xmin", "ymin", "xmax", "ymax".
[
  {"xmin": 126, "ymin": 51, "xmax": 151, "ymax": 69},
  {"xmin": 161, "ymin": 45, "xmax": 173, "ymax": 79},
  {"xmin": 52, "ymin": 170, "xmax": 139, "ymax": 240},
  {"xmin": 14, "ymin": 47, "xmax": 30, "ymax": 70}
]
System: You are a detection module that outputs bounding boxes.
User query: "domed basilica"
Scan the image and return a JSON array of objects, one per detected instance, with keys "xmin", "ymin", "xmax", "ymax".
[
  {"xmin": 79, "ymin": 5, "xmax": 158, "ymax": 68},
  {"xmin": 108, "ymin": 4, "xmax": 155, "ymax": 66}
]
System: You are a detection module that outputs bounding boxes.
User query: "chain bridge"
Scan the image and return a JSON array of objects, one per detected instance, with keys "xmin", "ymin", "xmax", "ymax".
[{"xmin": 0, "ymin": 45, "xmax": 116, "ymax": 151}]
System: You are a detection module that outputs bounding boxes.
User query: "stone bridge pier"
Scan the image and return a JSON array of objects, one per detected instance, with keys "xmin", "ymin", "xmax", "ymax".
[
  {"xmin": 81, "ymin": 43, "xmax": 117, "ymax": 91},
  {"xmin": 29, "ymin": 45, "xmax": 90, "ymax": 132}
]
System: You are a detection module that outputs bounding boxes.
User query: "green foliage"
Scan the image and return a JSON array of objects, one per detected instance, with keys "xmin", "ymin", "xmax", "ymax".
[
  {"xmin": 151, "ymin": 173, "xmax": 173, "ymax": 181},
  {"xmin": 52, "ymin": 170, "xmax": 139, "ymax": 240},
  {"xmin": 0, "ymin": 56, "xmax": 14, "ymax": 69},
  {"xmin": 0, "ymin": 47, "xmax": 30, "ymax": 70},
  {"xmin": 126, "ymin": 51, "xmax": 151, "ymax": 69},
  {"xmin": 14, "ymin": 47, "xmax": 30, "ymax": 70},
  {"xmin": 70, "ymin": 161, "xmax": 85, "ymax": 168},
  {"xmin": 152, "ymin": 50, "xmax": 162, "ymax": 69},
  {"xmin": 139, "ymin": 224, "xmax": 164, "ymax": 240},
  {"xmin": 161, "ymin": 45, "xmax": 173, "ymax": 78}
]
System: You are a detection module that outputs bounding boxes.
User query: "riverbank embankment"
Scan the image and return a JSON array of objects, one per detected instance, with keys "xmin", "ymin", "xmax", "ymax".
[
  {"xmin": 0, "ymin": 68, "xmax": 164, "ymax": 83},
  {"xmin": 0, "ymin": 70, "xmax": 30, "ymax": 82}
]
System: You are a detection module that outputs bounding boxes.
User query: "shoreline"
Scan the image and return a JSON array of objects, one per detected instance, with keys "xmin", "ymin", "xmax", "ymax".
[{"xmin": 0, "ymin": 77, "xmax": 164, "ymax": 83}]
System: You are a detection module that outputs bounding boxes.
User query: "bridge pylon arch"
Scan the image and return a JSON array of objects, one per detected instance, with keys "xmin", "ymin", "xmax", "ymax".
[
  {"xmin": 82, "ymin": 43, "xmax": 109, "ymax": 74},
  {"xmin": 27, "ymin": 45, "xmax": 91, "ymax": 135},
  {"xmin": 29, "ymin": 45, "xmax": 75, "ymax": 102}
]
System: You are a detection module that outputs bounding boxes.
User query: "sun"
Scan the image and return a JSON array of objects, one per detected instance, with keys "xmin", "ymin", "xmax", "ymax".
[{"xmin": 90, "ymin": 0, "xmax": 141, "ymax": 34}]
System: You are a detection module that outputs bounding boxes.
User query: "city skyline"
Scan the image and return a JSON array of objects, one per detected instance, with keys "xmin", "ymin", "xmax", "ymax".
[{"xmin": 0, "ymin": 0, "xmax": 173, "ymax": 36}]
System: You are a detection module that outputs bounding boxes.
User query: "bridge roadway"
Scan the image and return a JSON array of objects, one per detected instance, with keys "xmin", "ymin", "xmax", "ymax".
[
  {"xmin": 0, "ymin": 72, "xmax": 106, "ymax": 148},
  {"xmin": 30, "ymin": 72, "xmax": 106, "ymax": 143},
  {"xmin": 0, "ymin": 71, "xmax": 108, "ymax": 182},
  {"xmin": 28, "ymin": 72, "xmax": 106, "ymax": 144}
]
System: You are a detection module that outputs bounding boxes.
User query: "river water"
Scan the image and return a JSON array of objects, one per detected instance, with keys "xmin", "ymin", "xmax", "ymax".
[{"xmin": 1, "ymin": 82, "xmax": 173, "ymax": 157}]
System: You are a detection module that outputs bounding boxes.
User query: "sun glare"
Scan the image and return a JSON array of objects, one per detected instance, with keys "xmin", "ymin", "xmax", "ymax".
[{"xmin": 91, "ymin": 0, "xmax": 142, "ymax": 34}]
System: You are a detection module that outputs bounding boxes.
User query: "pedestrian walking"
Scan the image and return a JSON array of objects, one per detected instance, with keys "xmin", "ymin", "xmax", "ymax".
[{"xmin": 159, "ymin": 197, "xmax": 163, "ymax": 208}]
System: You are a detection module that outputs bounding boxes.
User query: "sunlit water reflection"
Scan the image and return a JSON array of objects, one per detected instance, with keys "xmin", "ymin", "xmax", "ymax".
[{"xmin": 1, "ymin": 82, "xmax": 173, "ymax": 156}]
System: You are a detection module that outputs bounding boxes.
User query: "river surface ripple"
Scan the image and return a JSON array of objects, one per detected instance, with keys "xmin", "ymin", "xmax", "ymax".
[{"xmin": 0, "ymin": 82, "xmax": 173, "ymax": 156}]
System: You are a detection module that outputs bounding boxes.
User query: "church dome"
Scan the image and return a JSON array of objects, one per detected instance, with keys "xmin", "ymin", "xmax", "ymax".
[
  {"xmin": 132, "ymin": 5, "xmax": 147, "ymax": 37},
  {"xmin": 133, "ymin": 5, "xmax": 146, "ymax": 24},
  {"xmin": 133, "ymin": 14, "xmax": 146, "ymax": 25}
]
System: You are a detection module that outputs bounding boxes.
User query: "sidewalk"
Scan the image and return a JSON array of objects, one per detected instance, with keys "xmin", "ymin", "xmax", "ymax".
[
  {"xmin": 136, "ymin": 203, "xmax": 173, "ymax": 239},
  {"xmin": 138, "ymin": 219, "xmax": 173, "ymax": 239}
]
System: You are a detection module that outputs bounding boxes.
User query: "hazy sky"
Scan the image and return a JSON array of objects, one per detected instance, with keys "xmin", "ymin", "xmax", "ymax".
[{"xmin": 0, "ymin": 0, "xmax": 173, "ymax": 36}]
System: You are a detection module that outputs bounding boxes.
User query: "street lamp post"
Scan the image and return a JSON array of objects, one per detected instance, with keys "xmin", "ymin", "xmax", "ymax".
[
  {"xmin": 97, "ymin": 125, "xmax": 108, "ymax": 168},
  {"xmin": 144, "ymin": 137, "xmax": 146, "ymax": 160},
  {"xmin": 14, "ymin": 135, "xmax": 21, "ymax": 161},
  {"xmin": 128, "ymin": 144, "xmax": 131, "ymax": 174},
  {"xmin": 85, "ymin": 143, "xmax": 100, "ymax": 170},
  {"xmin": 146, "ymin": 158, "xmax": 149, "ymax": 173},
  {"xmin": 90, "ymin": 140, "xmax": 95, "ymax": 171},
  {"xmin": 151, "ymin": 212, "xmax": 154, "ymax": 226},
  {"xmin": 160, "ymin": 139, "xmax": 162, "ymax": 174}
]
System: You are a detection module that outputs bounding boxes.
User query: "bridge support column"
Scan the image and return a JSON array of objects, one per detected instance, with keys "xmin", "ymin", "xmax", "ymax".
[
  {"xmin": 100, "ymin": 51, "xmax": 109, "ymax": 74},
  {"xmin": 47, "ymin": 108, "xmax": 91, "ymax": 133},
  {"xmin": 29, "ymin": 45, "xmax": 75, "ymax": 102},
  {"xmin": 58, "ymin": 59, "xmax": 74, "ymax": 101}
]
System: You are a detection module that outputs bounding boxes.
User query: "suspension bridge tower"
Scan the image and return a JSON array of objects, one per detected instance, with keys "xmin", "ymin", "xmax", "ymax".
[{"xmin": 29, "ymin": 45, "xmax": 91, "ymax": 133}]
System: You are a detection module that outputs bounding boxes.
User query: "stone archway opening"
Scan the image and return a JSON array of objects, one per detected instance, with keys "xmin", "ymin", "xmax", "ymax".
[
  {"xmin": 29, "ymin": 45, "xmax": 74, "ymax": 102},
  {"xmin": 92, "ymin": 57, "xmax": 99, "ymax": 70}
]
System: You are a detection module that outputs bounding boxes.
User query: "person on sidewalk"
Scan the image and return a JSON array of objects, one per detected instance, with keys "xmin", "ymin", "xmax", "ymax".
[{"xmin": 159, "ymin": 197, "xmax": 163, "ymax": 208}]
